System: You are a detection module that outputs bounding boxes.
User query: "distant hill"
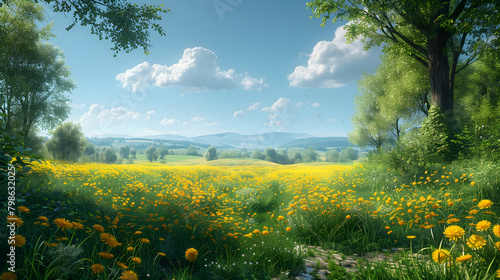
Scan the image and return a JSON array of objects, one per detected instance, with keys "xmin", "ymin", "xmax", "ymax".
[
  {"xmin": 87, "ymin": 132, "xmax": 352, "ymax": 151},
  {"xmin": 279, "ymin": 137, "xmax": 351, "ymax": 151}
]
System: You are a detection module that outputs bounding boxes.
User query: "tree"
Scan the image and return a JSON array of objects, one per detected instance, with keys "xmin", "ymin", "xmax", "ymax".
[
  {"xmin": 326, "ymin": 149, "xmax": 339, "ymax": 162},
  {"xmin": 264, "ymin": 147, "xmax": 278, "ymax": 163},
  {"xmin": 302, "ymin": 146, "xmax": 318, "ymax": 162},
  {"xmin": 158, "ymin": 145, "xmax": 168, "ymax": 159},
  {"xmin": 145, "ymin": 146, "xmax": 157, "ymax": 162},
  {"xmin": 250, "ymin": 149, "xmax": 265, "ymax": 160},
  {"xmin": 104, "ymin": 148, "xmax": 117, "ymax": 164},
  {"xmin": 32, "ymin": 0, "xmax": 169, "ymax": 55},
  {"xmin": 45, "ymin": 122, "xmax": 85, "ymax": 161},
  {"xmin": 277, "ymin": 149, "xmax": 290, "ymax": 165},
  {"xmin": 288, "ymin": 148, "xmax": 302, "ymax": 163},
  {"xmin": 205, "ymin": 146, "xmax": 218, "ymax": 161},
  {"xmin": 308, "ymin": 0, "xmax": 500, "ymax": 115},
  {"xmin": 119, "ymin": 145, "xmax": 130, "ymax": 159},
  {"xmin": 0, "ymin": 0, "xmax": 75, "ymax": 146},
  {"xmin": 186, "ymin": 145, "xmax": 201, "ymax": 156},
  {"xmin": 130, "ymin": 148, "xmax": 137, "ymax": 159}
]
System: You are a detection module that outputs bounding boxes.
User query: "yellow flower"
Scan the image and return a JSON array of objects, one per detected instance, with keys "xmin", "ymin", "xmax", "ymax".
[
  {"xmin": 157, "ymin": 252, "xmax": 166, "ymax": 256},
  {"xmin": 262, "ymin": 230, "xmax": 269, "ymax": 235},
  {"xmin": 277, "ymin": 215, "xmax": 284, "ymax": 221},
  {"xmin": 119, "ymin": 270, "xmax": 138, "ymax": 280},
  {"xmin": 432, "ymin": 248, "xmax": 449, "ymax": 264},
  {"xmin": 346, "ymin": 215, "xmax": 351, "ymax": 219},
  {"xmin": 13, "ymin": 235, "xmax": 26, "ymax": 247},
  {"xmin": 37, "ymin": 216, "xmax": 49, "ymax": 222},
  {"xmin": 0, "ymin": 272, "xmax": 17, "ymax": 280},
  {"xmin": 406, "ymin": 236, "xmax": 416, "ymax": 239},
  {"xmin": 495, "ymin": 242, "xmax": 500, "ymax": 251},
  {"xmin": 478, "ymin": 199, "xmax": 493, "ymax": 209},
  {"xmin": 467, "ymin": 235, "xmax": 487, "ymax": 249},
  {"xmin": 443, "ymin": 225, "xmax": 465, "ymax": 241},
  {"xmin": 456, "ymin": 254, "xmax": 472, "ymax": 262},
  {"xmin": 286, "ymin": 227, "xmax": 291, "ymax": 232},
  {"xmin": 100, "ymin": 233, "xmax": 121, "ymax": 248},
  {"xmin": 93, "ymin": 224, "xmax": 105, "ymax": 232},
  {"xmin": 476, "ymin": 220, "xmax": 491, "ymax": 232},
  {"xmin": 17, "ymin": 206, "xmax": 30, "ymax": 214},
  {"xmin": 497, "ymin": 269, "xmax": 500, "ymax": 278},
  {"xmin": 91, "ymin": 264, "xmax": 104, "ymax": 274},
  {"xmin": 140, "ymin": 238, "xmax": 150, "ymax": 244},
  {"xmin": 116, "ymin": 262, "xmax": 128, "ymax": 269},
  {"xmin": 8, "ymin": 216, "xmax": 23, "ymax": 227},
  {"xmin": 126, "ymin": 247, "xmax": 134, "ymax": 251},
  {"xmin": 446, "ymin": 218, "xmax": 460, "ymax": 224},
  {"xmin": 185, "ymin": 248, "xmax": 198, "ymax": 261},
  {"xmin": 72, "ymin": 222, "xmax": 85, "ymax": 229},
  {"xmin": 53, "ymin": 218, "xmax": 73, "ymax": 230},
  {"xmin": 98, "ymin": 252, "xmax": 114, "ymax": 259},
  {"xmin": 493, "ymin": 225, "xmax": 500, "ymax": 238},
  {"xmin": 131, "ymin": 257, "xmax": 141, "ymax": 264}
]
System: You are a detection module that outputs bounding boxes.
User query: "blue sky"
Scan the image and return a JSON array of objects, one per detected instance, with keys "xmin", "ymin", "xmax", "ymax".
[{"xmin": 43, "ymin": 0, "xmax": 381, "ymax": 138}]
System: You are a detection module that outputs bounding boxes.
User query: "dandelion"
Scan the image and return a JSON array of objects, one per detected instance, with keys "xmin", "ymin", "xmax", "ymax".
[
  {"xmin": 157, "ymin": 252, "xmax": 166, "ymax": 256},
  {"xmin": 91, "ymin": 264, "xmax": 104, "ymax": 274},
  {"xmin": 476, "ymin": 220, "xmax": 491, "ymax": 232},
  {"xmin": 0, "ymin": 272, "xmax": 17, "ymax": 280},
  {"xmin": 432, "ymin": 248, "xmax": 449, "ymax": 264},
  {"xmin": 478, "ymin": 199, "xmax": 493, "ymax": 209},
  {"xmin": 346, "ymin": 215, "xmax": 351, "ymax": 219},
  {"xmin": 456, "ymin": 254, "xmax": 472, "ymax": 262},
  {"xmin": 126, "ymin": 247, "xmax": 134, "ymax": 251},
  {"xmin": 72, "ymin": 222, "xmax": 85, "ymax": 229},
  {"xmin": 116, "ymin": 262, "xmax": 128, "ymax": 269},
  {"xmin": 119, "ymin": 270, "xmax": 138, "ymax": 280},
  {"xmin": 93, "ymin": 224, "xmax": 105, "ymax": 232},
  {"xmin": 100, "ymin": 233, "xmax": 121, "ymax": 247},
  {"xmin": 286, "ymin": 227, "xmax": 291, "ymax": 232},
  {"xmin": 493, "ymin": 225, "xmax": 500, "ymax": 238},
  {"xmin": 131, "ymin": 257, "xmax": 141, "ymax": 264},
  {"xmin": 443, "ymin": 225, "xmax": 465, "ymax": 241},
  {"xmin": 497, "ymin": 269, "xmax": 500, "ymax": 278},
  {"xmin": 406, "ymin": 236, "xmax": 416, "ymax": 239},
  {"xmin": 446, "ymin": 218, "xmax": 460, "ymax": 224},
  {"xmin": 496, "ymin": 242, "xmax": 500, "ymax": 251},
  {"xmin": 140, "ymin": 238, "xmax": 150, "ymax": 244},
  {"xmin": 185, "ymin": 248, "xmax": 198, "ymax": 261},
  {"xmin": 37, "ymin": 216, "xmax": 48, "ymax": 222},
  {"xmin": 98, "ymin": 252, "xmax": 114, "ymax": 259},
  {"xmin": 467, "ymin": 235, "xmax": 487, "ymax": 249},
  {"xmin": 262, "ymin": 230, "xmax": 269, "ymax": 235},
  {"xmin": 7, "ymin": 216, "xmax": 23, "ymax": 227},
  {"xmin": 17, "ymin": 206, "xmax": 30, "ymax": 213},
  {"xmin": 12, "ymin": 235, "xmax": 26, "ymax": 247}
]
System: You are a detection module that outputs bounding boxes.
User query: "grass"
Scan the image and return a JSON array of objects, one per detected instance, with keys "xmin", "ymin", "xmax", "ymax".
[{"xmin": 1, "ymin": 160, "xmax": 500, "ymax": 279}]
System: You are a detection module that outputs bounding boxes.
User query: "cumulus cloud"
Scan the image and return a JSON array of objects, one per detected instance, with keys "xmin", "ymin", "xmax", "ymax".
[
  {"xmin": 233, "ymin": 110, "xmax": 245, "ymax": 117},
  {"xmin": 294, "ymin": 101, "xmax": 303, "ymax": 108},
  {"xmin": 262, "ymin": 97, "xmax": 290, "ymax": 112},
  {"xmin": 146, "ymin": 110, "xmax": 156, "ymax": 120},
  {"xmin": 247, "ymin": 102, "xmax": 261, "ymax": 111},
  {"xmin": 311, "ymin": 102, "xmax": 320, "ymax": 108},
  {"xmin": 160, "ymin": 118, "xmax": 180, "ymax": 125},
  {"xmin": 288, "ymin": 23, "xmax": 380, "ymax": 88},
  {"xmin": 116, "ymin": 47, "xmax": 268, "ymax": 92},
  {"xmin": 79, "ymin": 104, "xmax": 141, "ymax": 136}
]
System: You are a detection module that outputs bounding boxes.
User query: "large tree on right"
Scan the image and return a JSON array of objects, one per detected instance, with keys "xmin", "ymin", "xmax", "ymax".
[{"xmin": 307, "ymin": 0, "xmax": 500, "ymax": 115}]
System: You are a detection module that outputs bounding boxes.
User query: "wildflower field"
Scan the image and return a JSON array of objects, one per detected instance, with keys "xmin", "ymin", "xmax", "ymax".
[{"xmin": 2, "ymin": 161, "xmax": 500, "ymax": 280}]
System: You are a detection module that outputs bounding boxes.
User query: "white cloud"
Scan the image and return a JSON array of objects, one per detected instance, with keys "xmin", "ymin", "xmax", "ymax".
[
  {"xmin": 146, "ymin": 110, "xmax": 156, "ymax": 120},
  {"xmin": 116, "ymin": 47, "xmax": 268, "ymax": 92},
  {"xmin": 160, "ymin": 118, "xmax": 180, "ymax": 125},
  {"xmin": 311, "ymin": 102, "xmax": 320, "ymax": 108},
  {"xmin": 262, "ymin": 97, "xmax": 290, "ymax": 112},
  {"xmin": 247, "ymin": 102, "xmax": 261, "ymax": 111},
  {"xmin": 78, "ymin": 104, "xmax": 141, "ymax": 136},
  {"xmin": 294, "ymin": 101, "xmax": 303, "ymax": 108},
  {"xmin": 327, "ymin": 118, "xmax": 337, "ymax": 122},
  {"xmin": 288, "ymin": 23, "xmax": 380, "ymax": 88},
  {"xmin": 206, "ymin": 121, "xmax": 221, "ymax": 126},
  {"xmin": 72, "ymin": 103, "xmax": 86, "ymax": 109},
  {"xmin": 233, "ymin": 110, "xmax": 245, "ymax": 117},
  {"xmin": 191, "ymin": 116, "xmax": 205, "ymax": 122}
]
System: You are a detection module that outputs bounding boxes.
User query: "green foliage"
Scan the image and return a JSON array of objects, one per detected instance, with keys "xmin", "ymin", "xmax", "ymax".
[
  {"xmin": 302, "ymin": 146, "xmax": 318, "ymax": 162},
  {"xmin": 158, "ymin": 145, "xmax": 169, "ymax": 159},
  {"xmin": 326, "ymin": 149, "xmax": 339, "ymax": 162},
  {"xmin": 420, "ymin": 106, "xmax": 450, "ymax": 163},
  {"xmin": 0, "ymin": 0, "xmax": 75, "ymax": 147},
  {"xmin": 40, "ymin": 0, "xmax": 169, "ymax": 55},
  {"xmin": 186, "ymin": 144, "xmax": 202, "ymax": 156},
  {"xmin": 250, "ymin": 149, "xmax": 265, "ymax": 160},
  {"xmin": 104, "ymin": 148, "xmax": 117, "ymax": 164},
  {"xmin": 0, "ymin": 133, "xmax": 36, "ymax": 186},
  {"xmin": 130, "ymin": 148, "xmax": 137, "ymax": 159},
  {"xmin": 264, "ymin": 147, "xmax": 278, "ymax": 163},
  {"xmin": 45, "ymin": 122, "xmax": 86, "ymax": 161},
  {"xmin": 205, "ymin": 146, "xmax": 218, "ymax": 161},
  {"xmin": 288, "ymin": 148, "xmax": 302, "ymax": 163},
  {"xmin": 145, "ymin": 146, "xmax": 157, "ymax": 162},
  {"xmin": 119, "ymin": 145, "xmax": 130, "ymax": 159}
]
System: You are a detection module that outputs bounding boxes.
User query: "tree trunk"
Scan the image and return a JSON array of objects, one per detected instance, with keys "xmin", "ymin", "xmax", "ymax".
[{"xmin": 427, "ymin": 28, "xmax": 453, "ymax": 113}]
